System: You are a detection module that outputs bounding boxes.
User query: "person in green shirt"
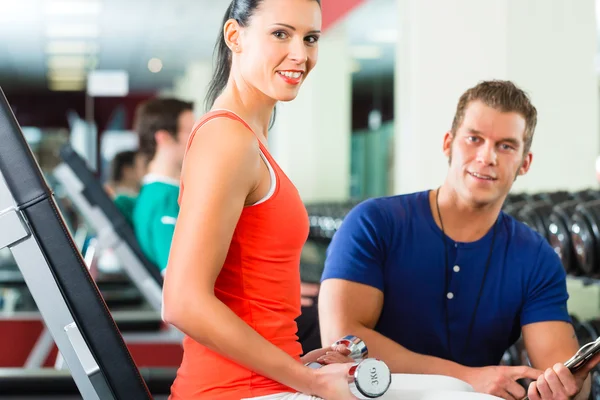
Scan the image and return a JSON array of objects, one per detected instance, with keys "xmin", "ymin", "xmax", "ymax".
[
  {"xmin": 106, "ymin": 150, "xmax": 146, "ymax": 227},
  {"xmin": 132, "ymin": 98, "xmax": 195, "ymax": 275}
]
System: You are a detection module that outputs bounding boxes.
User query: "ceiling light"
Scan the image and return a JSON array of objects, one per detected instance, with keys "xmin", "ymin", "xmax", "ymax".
[
  {"xmin": 351, "ymin": 45, "xmax": 383, "ymax": 60},
  {"xmin": 47, "ymin": 55, "xmax": 88, "ymax": 69},
  {"xmin": 46, "ymin": 24, "xmax": 99, "ymax": 38},
  {"xmin": 48, "ymin": 80, "xmax": 85, "ymax": 92},
  {"xmin": 0, "ymin": 3, "xmax": 29, "ymax": 18},
  {"xmin": 87, "ymin": 70, "xmax": 129, "ymax": 97},
  {"xmin": 148, "ymin": 58, "xmax": 163, "ymax": 73},
  {"xmin": 45, "ymin": 1, "xmax": 102, "ymax": 15},
  {"xmin": 46, "ymin": 41, "xmax": 99, "ymax": 55},
  {"xmin": 47, "ymin": 71, "xmax": 86, "ymax": 82},
  {"xmin": 366, "ymin": 29, "xmax": 398, "ymax": 44}
]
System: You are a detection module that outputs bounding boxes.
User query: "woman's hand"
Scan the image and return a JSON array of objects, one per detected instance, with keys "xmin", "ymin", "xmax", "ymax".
[
  {"xmin": 308, "ymin": 362, "xmax": 359, "ymax": 400},
  {"xmin": 301, "ymin": 342, "xmax": 355, "ymax": 365}
]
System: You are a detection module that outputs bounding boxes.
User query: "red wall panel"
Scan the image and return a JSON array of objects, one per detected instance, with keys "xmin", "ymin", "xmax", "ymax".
[{"xmin": 322, "ymin": 0, "xmax": 366, "ymax": 31}]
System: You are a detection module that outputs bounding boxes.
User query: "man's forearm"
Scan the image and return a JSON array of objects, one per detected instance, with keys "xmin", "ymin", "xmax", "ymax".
[
  {"xmin": 343, "ymin": 324, "xmax": 471, "ymax": 381},
  {"xmin": 575, "ymin": 376, "xmax": 590, "ymax": 400}
]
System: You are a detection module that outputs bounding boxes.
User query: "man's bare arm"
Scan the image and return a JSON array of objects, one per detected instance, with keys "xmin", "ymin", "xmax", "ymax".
[
  {"xmin": 319, "ymin": 279, "xmax": 545, "ymax": 399},
  {"xmin": 319, "ymin": 279, "xmax": 475, "ymax": 378},
  {"xmin": 523, "ymin": 321, "xmax": 592, "ymax": 399}
]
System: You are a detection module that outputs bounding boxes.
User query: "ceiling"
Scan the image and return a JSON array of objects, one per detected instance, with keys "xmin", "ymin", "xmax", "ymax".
[
  {"xmin": 346, "ymin": 0, "xmax": 396, "ymax": 83},
  {"xmin": 0, "ymin": 0, "xmax": 397, "ymax": 95},
  {"xmin": 0, "ymin": 0, "xmax": 230, "ymax": 93}
]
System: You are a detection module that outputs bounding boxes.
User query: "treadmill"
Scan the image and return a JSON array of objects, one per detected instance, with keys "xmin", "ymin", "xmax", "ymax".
[
  {"xmin": 52, "ymin": 144, "xmax": 183, "ymax": 343},
  {"xmin": 5, "ymin": 130, "xmax": 185, "ymax": 372},
  {"xmin": 53, "ymin": 147, "xmax": 164, "ymax": 312},
  {"xmin": 0, "ymin": 87, "xmax": 174, "ymax": 398}
]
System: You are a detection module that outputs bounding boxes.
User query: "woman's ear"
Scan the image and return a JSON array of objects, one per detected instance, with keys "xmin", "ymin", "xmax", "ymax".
[{"xmin": 224, "ymin": 18, "xmax": 241, "ymax": 52}]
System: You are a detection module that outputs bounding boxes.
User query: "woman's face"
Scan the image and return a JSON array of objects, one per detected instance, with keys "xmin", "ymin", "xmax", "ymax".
[{"xmin": 234, "ymin": 0, "xmax": 322, "ymax": 102}]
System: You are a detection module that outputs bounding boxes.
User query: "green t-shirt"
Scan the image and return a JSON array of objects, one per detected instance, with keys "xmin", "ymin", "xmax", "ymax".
[
  {"xmin": 132, "ymin": 176, "xmax": 180, "ymax": 274},
  {"xmin": 113, "ymin": 193, "xmax": 137, "ymax": 227}
]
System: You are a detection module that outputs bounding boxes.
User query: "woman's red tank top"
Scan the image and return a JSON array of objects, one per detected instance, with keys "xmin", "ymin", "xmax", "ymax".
[{"xmin": 169, "ymin": 110, "xmax": 309, "ymax": 400}]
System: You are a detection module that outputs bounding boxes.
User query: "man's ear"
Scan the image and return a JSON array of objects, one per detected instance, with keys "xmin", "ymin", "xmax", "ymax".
[
  {"xmin": 443, "ymin": 131, "xmax": 453, "ymax": 158},
  {"xmin": 154, "ymin": 130, "xmax": 172, "ymax": 146},
  {"xmin": 224, "ymin": 18, "xmax": 241, "ymax": 52},
  {"xmin": 517, "ymin": 152, "xmax": 533, "ymax": 176}
]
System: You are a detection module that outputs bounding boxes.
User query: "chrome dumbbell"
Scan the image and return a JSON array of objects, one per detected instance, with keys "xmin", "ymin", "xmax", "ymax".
[
  {"xmin": 306, "ymin": 335, "xmax": 392, "ymax": 399},
  {"xmin": 332, "ymin": 335, "xmax": 369, "ymax": 361}
]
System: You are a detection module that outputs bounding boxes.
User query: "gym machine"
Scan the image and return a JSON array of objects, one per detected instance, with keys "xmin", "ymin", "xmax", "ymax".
[
  {"xmin": 53, "ymin": 145, "xmax": 164, "ymax": 312},
  {"xmin": 0, "ymin": 87, "xmax": 169, "ymax": 398}
]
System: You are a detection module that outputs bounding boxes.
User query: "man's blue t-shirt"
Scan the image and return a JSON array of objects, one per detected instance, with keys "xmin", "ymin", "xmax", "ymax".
[{"xmin": 321, "ymin": 190, "xmax": 570, "ymax": 367}]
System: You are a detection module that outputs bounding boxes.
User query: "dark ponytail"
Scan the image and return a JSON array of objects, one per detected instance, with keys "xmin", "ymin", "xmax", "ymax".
[
  {"xmin": 205, "ymin": 0, "xmax": 263, "ymax": 111},
  {"xmin": 204, "ymin": 2, "xmax": 236, "ymax": 111}
]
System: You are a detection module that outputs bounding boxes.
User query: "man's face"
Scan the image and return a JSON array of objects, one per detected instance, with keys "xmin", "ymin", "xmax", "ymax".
[
  {"xmin": 443, "ymin": 100, "xmax": 532, "ymax": 208},
  {"xmin": 120, "ymin": 164, "xmax": 139, "ymax": 189}
]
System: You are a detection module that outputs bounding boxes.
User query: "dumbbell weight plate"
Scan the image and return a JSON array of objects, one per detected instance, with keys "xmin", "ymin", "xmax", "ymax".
[
  {"xmin": 547, "ymin": 201, "xmax": 581, "ymax": 275},
  {"xmin": 349, "ymin": 358, "xmax": 392, "ymax": 399},
  {"xmin": 505, "ymin": 193, "xmax": 531, "ymax": 206},
  {"xmin": 536, "ymin": 191, "xmax": 574, "ymax": 205},
  {"xmin": 517, "ymin": 201, "xmax": 555, "ymax": 240},
  {"xmin": 573, "ymin": 190, "xmax": 600, "ymax": 203},
  {"xmin": 306, "ymin": 358, "xmax": 392, "ymax": 399},
  {"xmin": 571, "ymin": 200, "xmax": 600, "ymax": 277}
]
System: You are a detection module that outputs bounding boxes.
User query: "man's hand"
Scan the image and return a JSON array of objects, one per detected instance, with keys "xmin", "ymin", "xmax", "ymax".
[
  {"xmin": 462, "ymin": 365, "xmax": 543, "ymax": 400},
  {"xmin": 526, "ymin": 352, "xmax": 600, "ymax": 399}
]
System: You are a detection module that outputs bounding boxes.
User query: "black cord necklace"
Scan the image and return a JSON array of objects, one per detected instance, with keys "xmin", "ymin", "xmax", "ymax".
[{"xmin": 435, "ymin": 187, "xmax": 498, "ymax": 361}]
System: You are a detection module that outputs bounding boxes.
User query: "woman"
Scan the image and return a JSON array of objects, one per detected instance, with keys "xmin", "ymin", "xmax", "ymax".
[{"xmin": 163, "ymin": 0, "xmax": 357, "ymax": 399}]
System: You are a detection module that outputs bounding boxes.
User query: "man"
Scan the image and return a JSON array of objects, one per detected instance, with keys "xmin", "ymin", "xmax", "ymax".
[
  {"xmin": 318, "ymin": 80, "xmax": 600, "ymax": 400},
  {"xmin": 132, "ymin": 98, "xmax": 195, "ymax": 275},
  {"xmin": 106, "ymin": 150, "xmax": 146, "ymax": 226}
]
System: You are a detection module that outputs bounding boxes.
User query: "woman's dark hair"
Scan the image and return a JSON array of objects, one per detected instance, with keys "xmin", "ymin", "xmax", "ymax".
[{"xmin": 205, "ymin": 0, "xmax": 321, "ymax": 115}]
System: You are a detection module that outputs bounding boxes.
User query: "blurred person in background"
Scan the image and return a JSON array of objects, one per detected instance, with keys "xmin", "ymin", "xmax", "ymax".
[
  {"xmin": 106, "ymin": 149, "xmax": 146, "ymax": 226},
  {"xmin": 132, "ymin": 98, "xmax": 195, "ymax": 275}
]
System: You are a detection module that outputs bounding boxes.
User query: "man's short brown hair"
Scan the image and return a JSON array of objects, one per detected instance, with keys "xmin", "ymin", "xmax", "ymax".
[
  {"xmin": 451, "ymin": 80, "xmax": 538, "ymax": 154},
  {"xmin": 134, "ymin": 98, "xmax": 193, "ymax": 160}
]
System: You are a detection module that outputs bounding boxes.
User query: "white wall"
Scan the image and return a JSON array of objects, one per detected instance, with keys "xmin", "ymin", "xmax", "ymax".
[
  {"xmin": 170, "ymin": 60, "xmax": 212, "ymax": 118},
  {"xmin": 270, "ymin": 23, "xmax": 352, "ymax": 202},
  {"xmin": 395, "ymin": 0, "xmax": 599, "ymax": 194}
]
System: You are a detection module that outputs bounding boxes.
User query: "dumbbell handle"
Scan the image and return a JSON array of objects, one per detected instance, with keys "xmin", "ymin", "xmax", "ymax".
[
  {"xmin": 306, "ymin": 358, "xmax": 392, "ymax": 399},
  {"xmin": 333, "ymin": 335, "xmax": 368, "ymax": 361}
]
